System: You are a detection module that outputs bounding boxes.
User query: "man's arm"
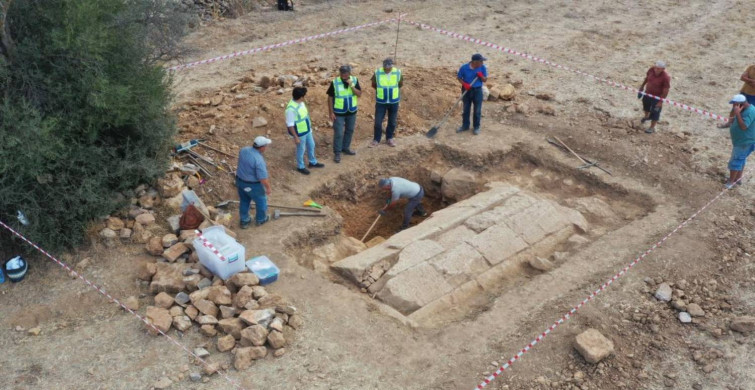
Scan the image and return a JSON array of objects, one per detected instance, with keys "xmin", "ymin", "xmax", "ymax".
[
  {"xmin": 371, "ymin": 74, "xmax": 377, "ymax": 89},
  {"xmin": 350, "ymin": 79, "xmax": 362, "ymax": 97},
  {"xmin": 398, "ymin": 74, "xmax": 403, "ymax": 88},
  {"xmin": 742, "ymin": 69, "xmax": 755, "ymax": 87},
  {"xmin": 639, "ymin": 74, "xmax": 648, "ymax": 90},
  {"xmin": 260, "ymin": 178, "xmax": 271, "ymax": 195},
  {"xmin": 328, "ymin": 96, "xmax": 335, "ymax": 121},
  {"xmin": 287, "ymin": 126, "xmax": 300, "ymax": 143}
]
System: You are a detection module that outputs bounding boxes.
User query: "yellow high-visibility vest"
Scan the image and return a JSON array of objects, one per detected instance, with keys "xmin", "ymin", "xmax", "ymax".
[
  {"xmin": 286, "ymin": 100, "xmax": 311, "ymax": 136},
  {"xmin": 333, "ymin": 76, "xmax": 358, "ymax": 114},
  {"xmin": 375, "ymin": 67, "xmax": 401, "ymax": 104}
]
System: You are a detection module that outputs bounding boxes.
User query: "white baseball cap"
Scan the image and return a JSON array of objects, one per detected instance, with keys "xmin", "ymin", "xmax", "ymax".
[
  {"xmin": 730, "ymin": 94, "xmax": 747, "ymax": 104},
  {"xmin": 655, "ymin": 60, "xmax": 666, "ymax": 68},
  {"xmin": 253, "ymin": 136, "xmax": 272, "ymax": 147}
]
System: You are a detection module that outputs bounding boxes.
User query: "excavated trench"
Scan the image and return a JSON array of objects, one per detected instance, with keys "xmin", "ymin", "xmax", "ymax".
[{"xmin": 297, "ymin": 143, "xmax": 654, "ymax": 325}]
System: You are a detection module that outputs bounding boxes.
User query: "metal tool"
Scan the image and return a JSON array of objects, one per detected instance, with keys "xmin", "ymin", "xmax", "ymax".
[
  {"xmin": 198, "ymin": 142, "xmax": 235, "ymax": 158},
  {"xmin": 426, "ymin": 76, "xmax": 479, "ymax": 138},
  {"xmin": 273, "ymin": 209, "xmax": 326, "ymax": 220},
  {"xmin": 547, "ymin": 137, "xmax": 613, "ymax": 176}
]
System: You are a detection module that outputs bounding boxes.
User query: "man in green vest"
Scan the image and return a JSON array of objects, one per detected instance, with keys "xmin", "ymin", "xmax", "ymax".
[
  {"xmin": 370, "ymin": 58, "xmax": 403, "ymax": 147},
  {"xmin": 327, "ymin": 65, "xmax": 362, "ymax": 163},
  {"xmin": 286, "ymin": 87, "xmax": 324, "ymax": 175}
]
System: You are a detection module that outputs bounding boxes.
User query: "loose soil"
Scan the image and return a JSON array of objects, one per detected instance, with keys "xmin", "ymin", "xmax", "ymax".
[{"xmin": 3, "ymin": 1, "xmax": 755, "ymax": 390}]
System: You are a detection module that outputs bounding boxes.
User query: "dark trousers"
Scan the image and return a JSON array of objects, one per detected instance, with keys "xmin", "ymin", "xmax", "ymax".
[
  {"xmin": 461, "ymin": 87, "xmax": 484, "ymax": 130},
  {"xmin": 402, "ymin": 187, "xmax": 426, "ymax": 229},
  {"xmin": 374, "ymin": 103, "xmax": 399, "ymax": 142},
  {"xmin": 333, "ymin": 114, "xmax": 356, "ymax": 154}
]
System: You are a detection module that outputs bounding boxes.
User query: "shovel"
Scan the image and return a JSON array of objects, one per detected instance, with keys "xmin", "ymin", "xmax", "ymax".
[
  {"xmin": 426, "ymin": 76, "xmax": 479, "ymax": 138},
  {"xmin": 273, "ymin": 209, "xmax": 326, "ymax": 220}
]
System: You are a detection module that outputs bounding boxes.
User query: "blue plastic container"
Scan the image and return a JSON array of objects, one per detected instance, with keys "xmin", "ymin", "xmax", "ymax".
[{"xmin": 246, "ymin": 256, "xmax": 279, "ymax": 285}]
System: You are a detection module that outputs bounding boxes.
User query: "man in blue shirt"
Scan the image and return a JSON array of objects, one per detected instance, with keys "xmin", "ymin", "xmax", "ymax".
[
  {"xmin": 457, "ymin": 53, "xmax": 488, "ymax": 135},
  {"xmin": 236, "ymin": 136, "xmax": 272, "ymax": 228},
  {"xmin": 725, "ymin": 94, "xmax": 755, "ymax": 189}
]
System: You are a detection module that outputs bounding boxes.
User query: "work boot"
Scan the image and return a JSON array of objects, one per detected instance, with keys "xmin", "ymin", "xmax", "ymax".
[
  {"xmin": 297, "ymin": 167, "xmax": 310, "ymax": 175},
  {"xmin": 256, "ymin": 215, "xmax": 270, "ymax": 226},
  {"xmin": 342, "ymin": 149, "xmax": 356, "ymax": 156},
  {"xmin": 369, "ymin": 140, "xmax": 379, "ymax": 148},
  {"xmin": 240, "ymin": 220, "xmax": 251, "ymax": 229},
  {"xmin": 308, "ymin": 162, "xmax": 325, "ymax": 168},
  {"xmin": 413, "ymin": 206, "xmax": 428, "ymax": 217},
  {"xmin": 387, "ymin": 138, "xmax": 396, "ymax": 147},
  {"xmin": 473, "ymin": 128, "xmax": 480, "ymax": 135},
  {"xmin": 334, "ymin": 153, "xmax": 341, "ymax": 163},
  {"xmin": 456, "ymin": 126, "xmax": 469, "ymax": 133},
  {"xmin": 645, "ymin": 127, "xmax": 656, "ymax": 134}
]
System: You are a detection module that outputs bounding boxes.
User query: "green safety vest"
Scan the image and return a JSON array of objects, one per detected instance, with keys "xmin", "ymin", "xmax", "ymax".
[
  {"xmin": 332, "ymin": 76, "xmax": 358, "ymax": 114},
  {"xmin": 375, "ymin": 67, "xmax": 401, "ymax": 104},
  {"xmin": 286, "ymin": 100, "xmax": 311, "ymax": 136}
]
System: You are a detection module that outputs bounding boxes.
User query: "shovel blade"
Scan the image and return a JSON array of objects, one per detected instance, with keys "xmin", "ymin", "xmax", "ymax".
[{"xmin": 426, "ymin": 126, "xmax": 439, "ymax": 138}]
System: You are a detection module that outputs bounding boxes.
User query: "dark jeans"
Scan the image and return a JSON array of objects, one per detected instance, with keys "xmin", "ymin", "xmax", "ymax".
[
  {"xmin": 333, "ymin": 114, "xmax": 356, "ymax": 154},
  {"xmin": 374, "ymin": 103, "xmax": 399, "ymax": 142},
  {"xmin": 461, "ymin": 87, "xmax": 484, "ymax": 130},
  {"xmin": 236, "ymin": 177, "xmax": 267, "ymax": 225},
  {"xmin": 642, "ymin": 95, "xmax": 662, "ymax": 121},
  {"xmin": 402, "ymin": 187, "xmax": 426, "ymax": 229}
]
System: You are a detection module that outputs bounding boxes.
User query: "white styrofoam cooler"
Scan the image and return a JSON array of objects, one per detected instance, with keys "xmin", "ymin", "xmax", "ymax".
[{"xmin": 193, "ymin": 226, "xmax": 245, "ymax": 280}]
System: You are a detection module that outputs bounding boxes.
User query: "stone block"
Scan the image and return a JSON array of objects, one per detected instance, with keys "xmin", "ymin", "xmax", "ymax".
[
  {"xmin": 429, "ymin": 242, "xmax": 489, "ymax": 286},
  {"xmin": 730, "ymin": 316, "xmax": 755, "ymax": 334},
  {"xmin": 466, "ymin": 223, "xmax": 528, "ymax": 265},
  {"xmin": 145, "ymin": 306, "xmax": 172, "ymax": 335},
  {"xmin": 218, "ymin": 318, "xmax": 244, "ymax": 339},
  {"xmin": 503, "ymin": 206, "xmax": 548, "ymax": 245},
  {"xmin": 332, "ymin": 245, "xmax": 398, "ymax": 284},
  {"xmin": 435, "ymin": 225, "xmax": 478, "ymax": 250},
  {"xmin": 240, "ymin": 324, "xmax": 268, "ymax": 346},
  {"xmin": 385, "ymin": 240, "xmax": 446, "ymax": 278},
  {"xmin": 377, "ymin": 263, "xmax": 454, "ymax": 315},
  {"xmin": 464, "ymin": 209, "xmax": 504, "ymax": 233},
  {"xmin": 574, "ymin": 328, "xmax": 614, "ymax": 363}
]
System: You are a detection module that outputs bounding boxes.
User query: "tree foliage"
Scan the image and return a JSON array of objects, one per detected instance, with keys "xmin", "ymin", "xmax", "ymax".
[{"xmin": 0, "ymin": 0, "xmax": 186, "ymax": 253}]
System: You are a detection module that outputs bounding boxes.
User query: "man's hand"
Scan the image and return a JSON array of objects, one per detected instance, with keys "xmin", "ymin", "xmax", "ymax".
[
  {"xmin": 378, "ymin": 210, "xmax": 387, "ymax": 216},
  {"xmin": 733, "ymin": 104, "xmax": 744, "ymax": 116},
  {"xmin": 476, "ymin": 71, "xmax": 485, "ymax": 79},
  {"xmin": 329, "ymin": 112, "xmax": 336, "ymax": 122},
  {"xmin": 293, "ymin": 137, "xmax": 300, "ymax": 145},
  {"xmin": 462, "ymin": 81, "xmax": 471, "ymax": 91},
  {"xmin": 265, "ymin": 188, "xmax": 272, "ymax": 196},
  {"xmin": 656, "ymin": 100, "xmax": 663, "ymax": 108}
]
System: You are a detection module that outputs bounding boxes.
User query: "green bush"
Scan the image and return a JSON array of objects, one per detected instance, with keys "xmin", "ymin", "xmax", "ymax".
[{"xmin": 0, "ymin": 0, "xmax": 186, "ymax": 253}]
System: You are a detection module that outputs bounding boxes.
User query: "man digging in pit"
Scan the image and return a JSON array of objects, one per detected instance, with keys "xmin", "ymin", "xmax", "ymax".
[{"xmin": 377, "ymin": 177, "xmax": 428, "ymax": 232}]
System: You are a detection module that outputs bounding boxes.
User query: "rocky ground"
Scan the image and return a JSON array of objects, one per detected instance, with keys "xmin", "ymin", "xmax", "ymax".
[{"xmin": 2, "ymin": 1, "xmax": 755, "ymax": 389}]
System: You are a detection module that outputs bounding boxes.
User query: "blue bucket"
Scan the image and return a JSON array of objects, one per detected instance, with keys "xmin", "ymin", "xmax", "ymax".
[{"xmin": 5, "ymin": 256, "xmax": 28, "ymax": 283}]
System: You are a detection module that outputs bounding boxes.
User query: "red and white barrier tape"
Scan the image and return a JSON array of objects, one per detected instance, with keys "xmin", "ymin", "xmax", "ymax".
[
  {"xmin": 473, "ymin": 176, "xmax": 745, "ymax": 389},
  {"xmin": 0, "ymin": 221, "xmax": 248, "ymax": 390},
  {"xmin": 405, "ymin": 20, "xmax": 728, "ymax": 123},
  {"xmin": 169, "ymin": 14, "xmax": 406, "ymax": 71},
  {"xmin": 195, "ymin": 229, "xmax": 228, "ymax": 261}
]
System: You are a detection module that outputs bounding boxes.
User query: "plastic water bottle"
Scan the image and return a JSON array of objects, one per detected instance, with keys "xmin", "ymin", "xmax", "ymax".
[
  {"xmin": 174, "ymin": 139, "xmax": 200, "ymax": 153},
  {"xmin": 17, "ymin": 210, "xmax": 29, "ymax": 226}
]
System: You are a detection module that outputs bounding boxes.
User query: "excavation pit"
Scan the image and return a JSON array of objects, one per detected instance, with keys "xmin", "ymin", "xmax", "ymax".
[{"xmin": 307, "ymin": 145, "xmax": 651, "ymax": 325}]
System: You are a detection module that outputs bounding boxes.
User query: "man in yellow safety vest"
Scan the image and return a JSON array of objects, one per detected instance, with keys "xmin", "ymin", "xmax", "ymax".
[
  {"xmin": 327, "ymin": 65, "xmax": 362, "ymax": 163},
  {"xmin": 370, "ymin": 58, "xmax": 403, "ymax": 148},
  {"xmin": 286, "ymin": 87, "xmax": 324, "ymax": 175}
]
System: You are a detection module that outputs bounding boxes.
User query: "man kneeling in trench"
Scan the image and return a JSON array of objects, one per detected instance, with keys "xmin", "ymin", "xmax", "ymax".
[{"xmin": 377, "ymin": 177, "xmax": 428, "ymax": 231}]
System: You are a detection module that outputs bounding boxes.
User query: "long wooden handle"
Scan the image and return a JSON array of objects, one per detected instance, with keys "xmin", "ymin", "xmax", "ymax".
[
  {"xmin": 435, "ymin": 76, "xmax": 479, "ymax": 127},
  {"xmin": 553, "ymin": 136, "xmax": 590, "ymax": 166},
  {"xmin": 361, "ymin": 214, "xmax": 381, "ymax": 242}
]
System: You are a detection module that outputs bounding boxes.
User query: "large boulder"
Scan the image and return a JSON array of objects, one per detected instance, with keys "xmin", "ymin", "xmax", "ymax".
[{"xmin": 441, "ymin": 168, "xmax": 478, "ymax": 202}]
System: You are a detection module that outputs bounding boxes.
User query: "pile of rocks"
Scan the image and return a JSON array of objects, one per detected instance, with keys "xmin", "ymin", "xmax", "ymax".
[
  {"xmin": 136, "ymin": 263, "xmax": 302, "ymax": 375},
  {"xmin": 648, "ymin": 278, "xmax": 730, "ymax": 325}
]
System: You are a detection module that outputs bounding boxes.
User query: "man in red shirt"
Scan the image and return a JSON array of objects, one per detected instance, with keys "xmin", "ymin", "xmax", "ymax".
[{"xmin": 638, "ymin": 61, "xmax": 671, "ymax": 134}]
